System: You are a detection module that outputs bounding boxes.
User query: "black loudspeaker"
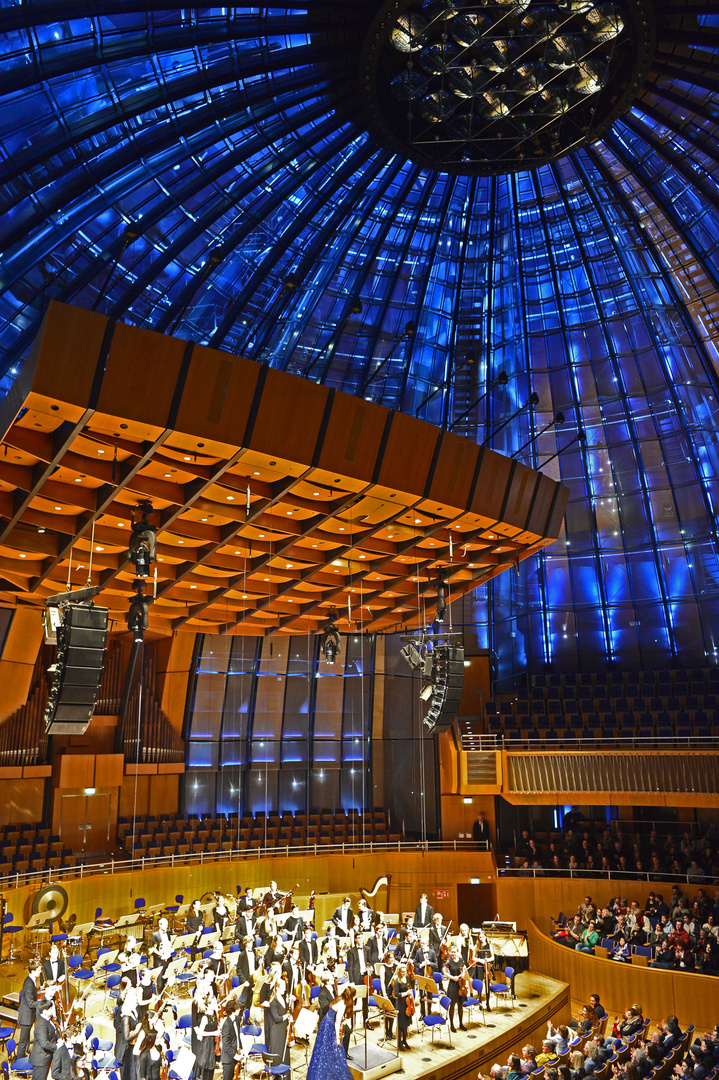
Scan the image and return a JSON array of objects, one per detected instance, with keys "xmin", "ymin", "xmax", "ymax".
[
  {"xmin": 423, "ymin": 644, "xmax": 465, "ymax": 733},
  {"xmin": 44, "ymin": 605, "xmax": 108, "ymax": 735}
]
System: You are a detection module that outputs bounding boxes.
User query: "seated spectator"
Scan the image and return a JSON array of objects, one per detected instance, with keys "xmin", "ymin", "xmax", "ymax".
[
  {"xmin": 583, "ymin": 1042, "xmax": 601, "ymax": 1075},
  {"xmin": 673, "ymin": 943, "xmax": 695, "ymax": 970},
  {"xmin": 597, "ymin": 908, "xmax": 615, "ymax": 938},
  {"xmin": 657, "ymin": 1015, "xmax": 683, "ymax": 1055},
  {"xmin": 652, "ymin": 939, "xmax": 675, "ymax": 969},
  {"xmin": 576, "ymin": 921, "xmax": 600, "ymax": 954},
  {"xmin": 566, "ymin": 915, "xmax": 586, "ymax": 948},
  {"xmin": 631, "ymin": 1048, "xmax": 652, "ymax": 1080},
  {"xmin": 610, "ymin": 935, "xmax": 631, "ymax": 963},
  {"xmin": 589, "ymin": 995, "xmax": 607, "ymax": 1022},
  {"xmin": 521, "ymin": 1046, "xmax": 538, "ymax": 1074},
  {"xmin": 537, "ymin": 1042, "xmax": 559, "ymax": 1068},
  {"xmin": 701, "ymin": 938, "xmax": 719, "ymax": 975},
  {"xmin": 506, "ymin": 1055, "xmax": 525, "ymax": 1080},
  {"xmin": 570, "ymin": 1050, "xmax": 585, "ymax": 1080},
  {"xmin": 570, "ymin": 1005, "xmax": 598, "ymax": 1034},
  {"xmin": 546, "ymin": 1023, "xmax": 571, "ymax": 1055},
  {"xmin": 614, "ymin": 1006, "xmax": 643, "ymax": 1041}
]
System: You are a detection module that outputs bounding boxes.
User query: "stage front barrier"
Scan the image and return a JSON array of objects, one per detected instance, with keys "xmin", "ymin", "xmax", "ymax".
[{"xmin": 526, "ymin": 919, "xmax": 719, "ymax": 1032}]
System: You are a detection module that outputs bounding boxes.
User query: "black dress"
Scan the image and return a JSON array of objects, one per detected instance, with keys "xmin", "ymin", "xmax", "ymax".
[
  {"xmin": 394, "ymin": 980, "xmax": 410, "ymax": 1032},
  {"xmin": 445, "ymin": 960, "xmax": 462, "ymax": 1004},
  {"xmin": 194, "ymin": 1015, "xmax": 218, "ymax": 1076},
  {"xmin": 260, "ymin": 982, "xmax": 273, "ymax": 1047},
  {"xmin": 267, "ymin": 998, "xmax": 290, "ymax": 1066},
  {"xmin": 137, "ymin": 1050, "xmax": 161, "ymax": 1080}
]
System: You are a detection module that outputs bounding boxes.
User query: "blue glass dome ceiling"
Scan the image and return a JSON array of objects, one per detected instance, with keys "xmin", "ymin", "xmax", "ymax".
[{"xmin": 0, "ymin": 1, "xmax": 718, "ymax": 675}]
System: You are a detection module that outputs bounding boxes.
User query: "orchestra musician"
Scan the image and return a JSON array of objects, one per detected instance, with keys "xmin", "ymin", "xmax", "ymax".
[
  {"xmin": 263, "ymin": 881, "xmax": 283, "ymax": 908},
  {"xmin": 238, "ymin": 888, "xmax": 256, "ymax": 914},
  {"xmin": 332, "ymin": 897, "xmax": 354, "ymax": 937},
  {"xmin": 394, "ymin": 930, "xmax": 417, "ymax": 965},
  {"xmin": 51, "ymin": 1022, "xmax": 84, "ymax": 1080},
  {"xmin": 116, "ymin": 983, "xmax": 142, "ymax": 1080},
  {"xmin": 17, "ymin": 958, "xmax": 42, "ymax": 1059},
  {"xmin": 234, "ymin": 906, "xmax": 257, "ymax": 944},
  {"xmin": 264, "ymin": 934, "xmax": 286, "ymax": 971},
  {"xmin": 392, "ymin": 963, "xmax": 412, "ymax": 1051},
  {"xmin": 259, "ymin": 906, "xmax": 278, "ymax": 946},
  {"xmin": 413, "ymin": 940, "xmax": 438, "ymax": 1018},
  {"xmin": 42, "ymin": 944, "xmax": 66, "ymax": 993},
  {"xmin": 357, "ymin": 898, "xmax": 374, "ymax": 932},
  {"xmin": 212, "ymin": 895, "xmax": 229, "ymax": 935},
  {"xmin": 186, "ymin": 901, "xmax": 205, "ymax": 961},
  {"xmin": 266, "ymin": 976, "xmax": 290, "ymax": 1067},
  {"xmin": 415, "ymin": 892, "xmax": 434, "ymax": 929},
  {"xmin": 443, "ymin": 944, "xmax": 467, "ymax": 1032},
  {"xmin": 235, "ymin": 936, "xmax": 257, "ymax": 1014},
  {"xmin": 136, "ymin": 969, "xmax": 157, "ymax": 1019},
  {"xmin": 299, "ymin": 927, "xmax": 320, "ymax": 973},
  {"xmin": 30, "ymin": 997, "xmax": 59, "ymax": 1080},
  {"xmin": 284, "ymin": 904, "xmax": 304, "ymax": 940},
  {"xmin": 429, "ymin": 912, "xmax": 446, "ymax": 956},
  {"xmin": 379, "ymin": 949, "xmax": 397, "ymax": 1041},
  {"xmin": 119, "ymin": 937, "xmax": 140, "ymax": 986},
  {"xmin": 317, "ymin": 970, "xmax": 334, "ymax": 1021},
  {"xmin": 261, "ymin": 965, "xmax": 282, "ymax": 1048},
  {"xmin": 398, "ymin": 915, "xmax": 415, "ymax": 943},
  {"xmin": 219, "ymin": 997, "xmax": 245, "ymax": 1080},
  {"xmin": 193, "ymin": 988, "xmax": 219, "ymax": 1080},
  {"xmin": 133, "ymin": 1028, "xmax": 162, "ymax": 1080},
  {"xmin": 321, "ymin": 925, "xmax": 340, "ymax": 969},
  {"xmin": 208, "ymin": 940, "xmax": 226, "ymax": 980},
  {"xmin": 149, "ymin": 917, "xmax": 173, "ymax": 992},
  {"xmin": 281, "ymin": 945, "xmax": 302, "ymax": 995},
  {"xmin": 346, "ymin": 932, "xmax": 374, "ymax": 1030}
]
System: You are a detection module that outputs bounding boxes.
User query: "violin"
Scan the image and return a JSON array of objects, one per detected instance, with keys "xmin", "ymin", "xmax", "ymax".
[{"xmin": 405, "ymin": 988, "xmax": 415, "ymax": 1017}]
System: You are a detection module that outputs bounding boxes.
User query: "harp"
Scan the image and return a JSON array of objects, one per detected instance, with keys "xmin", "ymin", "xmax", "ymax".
[{"xmin": 359, "ymin": 876, "xmax": 391, "ymax": 912}]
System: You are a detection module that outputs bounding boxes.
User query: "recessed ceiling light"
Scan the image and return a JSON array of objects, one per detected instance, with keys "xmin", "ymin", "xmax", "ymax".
[
  {"xmin": 201, "ymin": 517, "xmax": 207, "ymax": 522},
  {"xmin": 190, "ymin": 584, "xmax": 196, "ymax": 589},
  {"xmin": 55, "ymin": 506, "xmax": 62, "ymax": 510},
  {"xmin": 313, "ymin": 492, "xmax": 319, "ymax": 496},
  {"xmin": 97, "ymin": 449, "xmax": 105, "ymax": 455},
  {"xmin": 96, "ymin": 546, "xmax": 104, "ymax": 552},
  {"xmin": 235, "ymin": 550, "xmax": 241, "ymax": 554},
  {"xmin": 415, "ymin": 519, "xmax": 421, "ymax": 524},
  {"xmin": 227, "ymin": 495, "xmax": 235, "ymax": 501},
  {"xmin": 184, "ymin": 456, "xmax": 191, "ymax": 461},
  {"xmin": 117, "ymin": 522, "xmax": 124, "ymax": 527},
  {"xmin": 242, "ymin": 595, "xmax": 248, "ymax": 599},
  {"xmin": 359, "ymin": 555, "xmax": 365, "ymax": 559},
  {"xmin": 259, "ymin": 534, "xmax": 265, "ymax": 538},
  {"xmin": 158, "ymin": 557, "xmax": 163, "ymax": 562},
  {"xmin": 339, "ymin": 527, "xmax": 344, "ymax": 531},
  {"xmin": 74, "ymin": 477, "xmax": 82, "ymax": 483},
  {"xmin": 286, "ymin": 563, "xmax": 293, "ymax": 568},
  {"xmin": 264, "ymin": 577, "xmax": 269, "ymax": 581},
  {"xmin": 19, "ymin": 553, "xmax": 26, "ymax": 558},
  {"xmin": 178, "ymin": 540, "xmax": 184, "ymax": 545},
  {"xmin": 254, "ymin": 471, "xmax": 260, "ymax": 475},
  {"xmin": 287, "ymin": 511, "xmax": 292, "ymax": 515},
  {"xmin": 388, "ymin": 534, "xmax": 393, "ymax": 538},
  {"xmin": 164, "ymin": 472, "xmax": 171, "ymax": 478}
]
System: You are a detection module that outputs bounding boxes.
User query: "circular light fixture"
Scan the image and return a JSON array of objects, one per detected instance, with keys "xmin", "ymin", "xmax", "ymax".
[{"xmin": 360, "ymin": 0, "xmax": 653, "ymax": 175}]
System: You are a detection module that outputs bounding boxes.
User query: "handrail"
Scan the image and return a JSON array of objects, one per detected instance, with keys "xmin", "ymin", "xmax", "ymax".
[
  {"xmin": 0, "ymin": 838, "xmax": 488, "ymax": 891},
  {"xmin": 462, "ymin": 734, "xmax": 719, "ymax": 751},
  {"xmin": 498, "ymin": 866, "xmax": 716, "ymax": 885}
]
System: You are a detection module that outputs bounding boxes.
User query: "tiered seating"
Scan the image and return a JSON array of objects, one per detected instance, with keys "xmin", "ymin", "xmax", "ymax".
[
  {"xmin": 119, "ymin": 808, "xmax": 395, "ymax": 857},
  {"xmin": 0, "ymin": 823, "xmax": 80, "ymax": 882},
  {"xmin": 484, "ymin": 667, "xmax": 719, "ymax": 743}
]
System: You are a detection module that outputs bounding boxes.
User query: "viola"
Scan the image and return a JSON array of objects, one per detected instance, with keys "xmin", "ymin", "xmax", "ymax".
[{"xmin": 405, "ymin": 988, "xmax": 415, "ymax": 1018}]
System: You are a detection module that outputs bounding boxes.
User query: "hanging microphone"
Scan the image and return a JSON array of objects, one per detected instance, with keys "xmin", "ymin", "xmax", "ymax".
[
  {"xmin": 538, "ymin": 429, "xmax": 586, "ymax": 468},
  {"xmin": 482, "ymin": 392, "xmax": 539, "ymax": 446},
  {"xmin": 303, "ymin": 297, "xmax": 362, "ymax": 379},
  {"xmin": 511, "ymin": 412, "xmax": 565, "ymax": 457},
  {"xmin": 448, "ymin": 370, "xmax": 508, "ymax": 431},
  {"xmin": 362, "ymin": 320, "xmax": 416, "ymax": 394},
  {"xmin": 414, "ymin": 355, "xmax": 476, "ymax": 417}
]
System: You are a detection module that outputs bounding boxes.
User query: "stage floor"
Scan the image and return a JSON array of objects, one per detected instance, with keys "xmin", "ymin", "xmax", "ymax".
[{"xmin": 294, "ymin": 971, "xmax": 570, "ymax": 1080}]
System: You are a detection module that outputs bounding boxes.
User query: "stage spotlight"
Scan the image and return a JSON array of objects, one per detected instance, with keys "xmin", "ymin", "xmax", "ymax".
[
  {"xmin": 127, "ymin": 580, "xmax": 150, "ymax": 643},
  {"xmin": 129, "ymin": 501, "xmax": 157, "ymax": 578},
  {"xmin": 320, "ymin": 606, "xmax": 341, "ymax": 665}
]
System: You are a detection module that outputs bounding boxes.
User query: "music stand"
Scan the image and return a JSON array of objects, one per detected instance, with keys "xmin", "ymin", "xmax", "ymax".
[{"xmin": 373, "ymin": 993, "xmax": 399, "ymax": 1053}]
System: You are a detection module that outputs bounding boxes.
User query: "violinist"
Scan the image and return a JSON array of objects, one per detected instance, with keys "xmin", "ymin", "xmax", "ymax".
[
  {"xmin": 235, "ymin": 937, "xmax": 257, "ymax": 1014},
  {"xmin": 443, "ymin": 945, "xmax": 466, "ymax": 1033},
  {"xmin": 261, "ymin": 964, "xmax": 282, "ymax": 1048},
  {"xmin": 149, "ymin": 918, "xmax": 173, "ymax": 993},
  {"xmin": 398, "ymin": 915, "xmax": 415, "ymax": 944},
  {"xmin": 413, "ymin": 941, "xmax": 438, "ymax": 1018},
  {"xmin": 379, "ymin": 949, "xmax": 397, "ymax": 1041},
  {"xmin": 117, "ymin": 984, "xmax": 143, "ymax": 1080},
  {"xmin": 332, "ymin": 897, "xmax": 354, "ymax": 937},
  {"xmin": 119, "ymin": 937, "xmax": 140, "ymax": 986},
  {"xmin": 219, "ymin": 997, "xmax": 245, "ymax": 1080},
  {"xmin": 264, "ymin": 934, "xmax": 286, "ymax": 972},
  {"xmin": 320, "ymin": 925, "xmax": 339, "ymax": 970},
  {"xmin": 186, "ymin": 901, "xmax": 205, "ymax": 962},
  {"xmin": 212, "ymin": 895, "xmax": 229, "ymax": 936},
  {"xmin": 392, "ymin": 963, "xmax": 412, "ymax": 1051},
  {"xmin": 394, "ymin": 929, "xmax": 417, "ymax": 965},
  {"xmin": 193, "ymin": 989, "xmax": 219, "ymax": 1080},
  {"xmin": 238, "ymin": 889, "xmax": 256, "ymax": 914},
  {"xmin": 208, "ymin": 941, "xmax": 226, "ymax": 980},
  {"xmin": 373, "ymin": 919, "xmax": 390, "ymax": 961},
  {"xmin": 429, "ymin": 912, "xmax": 446, "ymax": 957},
  {"xmin": 346, "ymin": 932, "xmax": 374, "ymax": 1030},
  {"xmin": 31, "ymin": 997, "xmax": 59, "ymax": 1080},
  {"xmin": 17, "ymin": 958, "xmax": 41, "ymax": 1060}
]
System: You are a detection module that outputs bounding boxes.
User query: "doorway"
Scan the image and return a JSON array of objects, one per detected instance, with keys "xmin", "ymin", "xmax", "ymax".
[{"xmin": 59, "ymin": 792, "xmax": 112, "ymax": 855}]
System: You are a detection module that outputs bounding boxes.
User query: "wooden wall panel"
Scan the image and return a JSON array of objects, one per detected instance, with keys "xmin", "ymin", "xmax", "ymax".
[
  {"xmin": 376, "ymin": 412, "xmax": 438, "ymax": 494},
  {"xmin": 24, "ymin": 301, "xmax": 108, "ymax": 419},
  {"xmin": 155, "ymin": 633, "xmax": 196, "ymax": 737},
  {"xmin": 95, "ymin": 754, "xmax": 124, "ymax": 787},
  {"xmin": 119, "ymin": 773, "xmax": 179, "ymax": 820},
  {"xmin": 503, "ymin": 463, "xmax": 539, "ymax": 530},
  {"xmin": 58, "ymin": 755, "xmax": 94, "ymax": 789},
  {"xmin": 0, "ymin": 608, "xmax": 44, "ymax": 724},
  {"xmin": 251, "ymin": 369, "xmax": 329, "ymax": 465},
  {"xmin": 468, "ymin": 449, "xmax": 513, "ymax": 523},
  {"xmin": 317, "ymin": 395, "xmax": 388, "ymax": 482},
  {"xmin": 524, "ymin": 472, "xmax": 561, "ymax": 540},
  {"xmin": 0, "ymin": 779, "xmax": 45, "ymax": 827},
  {"xmin": 174, "ymin": 346, "xmax": 258, "ymax": 447},
  {"xmin": 96, "ymin": 322, "xmax": 186, "ymax": 429},
  {"xmin": 427, "ymin": 431, "xmax": 480, "ymax": 510}
]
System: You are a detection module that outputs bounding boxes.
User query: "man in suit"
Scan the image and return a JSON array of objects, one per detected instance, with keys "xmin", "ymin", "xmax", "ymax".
[
  {"xmin": 473, "ymin": 812, "xmax": 490, "ymax": 846},
  {"xmin": 346, "ymin": 933, "xmax": 374, "ymax": 1029},
  {"xmin": 17, "ymin": 958, "xmax": 42, "ymax": 1059},
  {"xmin": 394, "ymin": 931, "xmax": 416, "ymax": 965},
  {"xmin": 235, "ymin": 910, "xmax": 257, "ymax": 944},
  {"xmin": 149, "ymin": 917, "xmax": 173, "ymax": 992},
  {"xmin": 399, "ymin": 916, "xmax": 415, "ymax": 944},
  {"xmin": 186, "ymin": 900, "xmax": 205, "ymax": 960},
  {"xmin": 282, "ymin": 946, "xmax": 302, "ymax": 995},
  {"xmin": 317, "ymin": 972, "xmax": 334, "ymax": 1021},
  {"xmin": 263, "ymin": 881, "xmax": 282, "ymax": 908},
  {"xmin": 220, "ymin": 997, "xmax": 244, "ymax": 1080},
  {"xmin": 238, "ymin": 889, "xmax": 256, "ymax": 914},
  {"xmin": 332, "ymin": 897, "xmax": 354, "ymax": 937},
  {"xmin": 357, "ymin": 899, "xmax": 374, "ymax": 933},
  {"xmin": 30, "ymin": 998, "xmax": 58, "ymax": 1080},
  {"xmin": 415, "ymin": 893, "xmax": 434, "ymax": 928},
  {"xmin": 50, "ymin": 1024, "xmax": 83, "ymax": 1080},
  {"xmin": 41, "ymin": 946, "xmax": 66, "ymax": 992},
  {"xmin": 298, "ymin": 928, "xmax": 319, "ymax": 973},
  {"xmin": 235, "ymin": 938, "xmax": 258, "ymax": 1015}
]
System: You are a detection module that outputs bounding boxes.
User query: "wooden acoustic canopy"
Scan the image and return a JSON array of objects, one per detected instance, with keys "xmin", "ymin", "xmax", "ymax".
[{"xmin": 0, "ymin": 301, "xmax": 569, "ymax": 638}]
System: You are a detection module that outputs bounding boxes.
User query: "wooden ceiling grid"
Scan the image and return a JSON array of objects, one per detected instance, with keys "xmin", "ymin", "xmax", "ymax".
[{"xmin": 0, "ymin": 302, "xmax": 569, "ymax": 638}]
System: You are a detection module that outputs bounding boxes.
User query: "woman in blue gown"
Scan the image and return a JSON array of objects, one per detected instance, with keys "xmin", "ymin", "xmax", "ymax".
[{"xmin": 306, "ymin": 986, "xmax": 356, "ymax": 1080}]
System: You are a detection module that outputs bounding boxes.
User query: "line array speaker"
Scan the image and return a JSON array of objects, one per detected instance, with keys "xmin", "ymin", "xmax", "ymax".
[
  {"xmin": 423, "ymin": 643, "xmax": 465, "ymax": 733},
  {"xmin": 44, "ymin": 604, "xmax": 108, "ymax": 735}
]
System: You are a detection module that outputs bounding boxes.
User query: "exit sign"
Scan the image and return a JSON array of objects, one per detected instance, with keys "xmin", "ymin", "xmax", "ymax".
[{"xmin": 435, "ymin": 889, "xmax": 450, "ymax": 900}]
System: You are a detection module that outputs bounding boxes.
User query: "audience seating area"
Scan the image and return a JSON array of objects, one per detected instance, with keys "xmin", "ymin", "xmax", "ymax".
[
  {"xmin": 120, "ymin": 808, "xmax": 397, "ymax": 857},
  {"xmin": 0, "ymin": 823, "xmax": 82, "ymax": 881},
  {"xmin": 485, "ymin": 668, "xmax": 719, "ymax": 742}
]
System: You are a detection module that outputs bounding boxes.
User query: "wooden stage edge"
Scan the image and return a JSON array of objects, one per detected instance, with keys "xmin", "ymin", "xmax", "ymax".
[{"xmin": 359, "ymin": 972, "xmax": 569, "ymax": 1080}]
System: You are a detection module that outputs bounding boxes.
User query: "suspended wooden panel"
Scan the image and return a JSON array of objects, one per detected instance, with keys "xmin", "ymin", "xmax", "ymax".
[{"xmin": 0, "ymin": 301, "xmax": 569, "ymax": 637}]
